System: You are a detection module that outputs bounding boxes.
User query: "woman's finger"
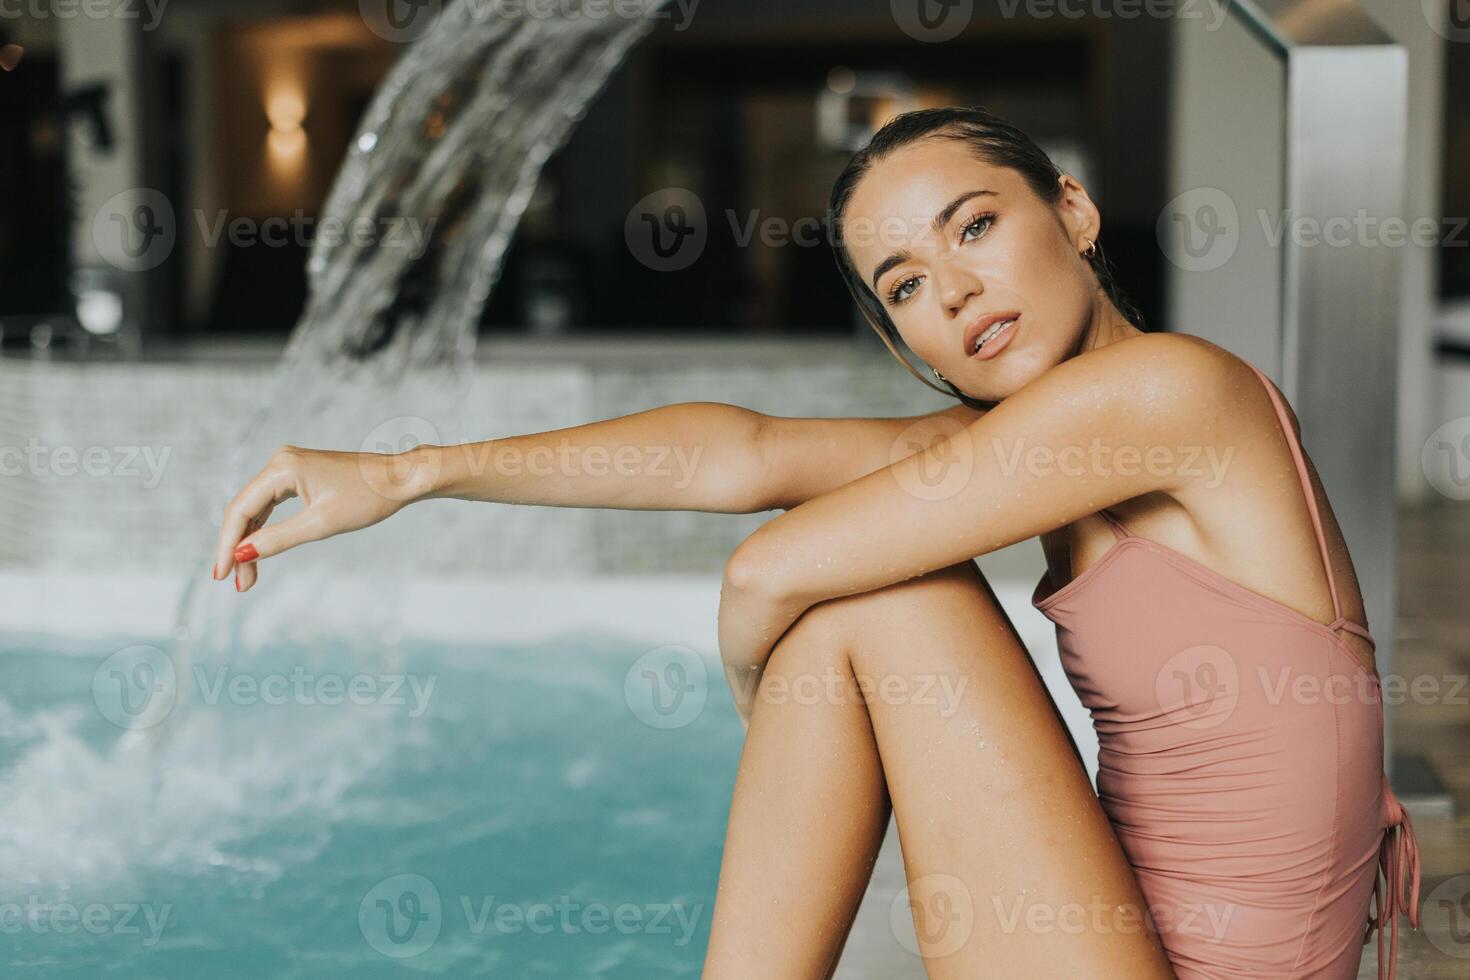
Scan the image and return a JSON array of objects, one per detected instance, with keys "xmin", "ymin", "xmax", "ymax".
[
  {"xmin": 234, "ymin": 509, "xmax": 320, "ymax": 567},
  {"xmin": 214, "ymin": 464, "xmax": 295, "ymax": 580},
  {"xmin": 235, "ymin": 509, "xmax": 269, "ymax": 593}
]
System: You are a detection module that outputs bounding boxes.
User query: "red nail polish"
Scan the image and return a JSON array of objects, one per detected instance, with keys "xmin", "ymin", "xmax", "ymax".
[{"xmin": 235, "ymin": 543, "xmax": 258, "ymax": 563}]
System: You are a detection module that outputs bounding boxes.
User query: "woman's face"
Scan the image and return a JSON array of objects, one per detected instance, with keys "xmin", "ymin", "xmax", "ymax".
[{"xmin": 842, "ymin": 136, "xmax": 1107, "ymax": 402}]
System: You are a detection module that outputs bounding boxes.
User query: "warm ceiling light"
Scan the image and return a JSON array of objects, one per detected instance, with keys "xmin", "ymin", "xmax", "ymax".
[
  {"xmin": 266, "ymin": 91, "xmax": 307, "ymax": 133},
  {"xmin": 268, "ymin": 127, "xmax": 307, "ymax": 158}
]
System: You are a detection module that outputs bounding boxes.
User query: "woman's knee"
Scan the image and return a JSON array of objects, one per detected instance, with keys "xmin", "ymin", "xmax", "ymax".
[
  {"xmin": 773, "ymin": 559, "xmax": 995, "ymax": 668},
  {"xmin": 815, "ymin": 558, "xmax": 990, "ymax": 628}
]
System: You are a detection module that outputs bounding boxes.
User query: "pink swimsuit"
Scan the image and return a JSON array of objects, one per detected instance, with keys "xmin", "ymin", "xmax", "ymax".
[{"xmin": 1032, "ymin": 361, "xmax": 1421, "ymax": 979}]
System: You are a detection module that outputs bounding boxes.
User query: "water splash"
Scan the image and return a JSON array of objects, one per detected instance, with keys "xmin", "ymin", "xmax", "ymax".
[{"xmin": 1, "ymin": 0, "xmax": 672, "ymax": 900}]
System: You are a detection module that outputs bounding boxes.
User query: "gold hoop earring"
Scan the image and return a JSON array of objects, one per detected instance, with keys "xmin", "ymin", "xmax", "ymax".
[{"xmin": 1083, "ymin": 237, "xmax": 1097, "ymax": 258}]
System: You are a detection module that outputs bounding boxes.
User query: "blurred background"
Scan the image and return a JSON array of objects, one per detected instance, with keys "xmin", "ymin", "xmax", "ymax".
[{"xmin": 0, "ymin": 0, "xmax": 1467, "ymax": 976}]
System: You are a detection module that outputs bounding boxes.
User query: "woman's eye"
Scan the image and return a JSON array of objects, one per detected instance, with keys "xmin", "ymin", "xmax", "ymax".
[
  {"xmin": 961, "ymin": 212, "xmax": 995, "ymax": 243},
  {"xmin": 884, "ymin": 213, "xmax": 994, "ymax": 306},
  {"xmin": 888, "ymin": 276, "xmax": 920, "ymax": 305}
]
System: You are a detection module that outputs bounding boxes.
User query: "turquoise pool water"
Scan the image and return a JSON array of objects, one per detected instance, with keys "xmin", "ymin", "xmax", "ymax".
[{"xmin": 0, "ymin": 633, "xmax": 741, "ymax": 978}]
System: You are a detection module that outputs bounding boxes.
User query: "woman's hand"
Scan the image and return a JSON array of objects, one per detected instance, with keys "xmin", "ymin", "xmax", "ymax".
[
  {"xmin": 213, "ymin": 444, "xmax": 438, "ymax": 592},
  {"xmin": 718, "ymin": 549, "xmax": 812, "ymax": 706},
  {"xmin": 718, "ymin": 532, "xmax": 825, "ymax": 734}
]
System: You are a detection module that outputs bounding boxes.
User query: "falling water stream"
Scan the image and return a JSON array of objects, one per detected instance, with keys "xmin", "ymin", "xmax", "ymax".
[
  {"xmin": 183, "ymin": 0, "xmax": 672, "ymax": 662},
  {"xmin": 0, "ymin": 0, "xmax": 673, "ymax": 904}
]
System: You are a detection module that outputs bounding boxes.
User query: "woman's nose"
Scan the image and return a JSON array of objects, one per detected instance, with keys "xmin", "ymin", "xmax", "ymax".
[{"xmin": 938, "ymin": 266, "xmax": 984, "ymax": 315}]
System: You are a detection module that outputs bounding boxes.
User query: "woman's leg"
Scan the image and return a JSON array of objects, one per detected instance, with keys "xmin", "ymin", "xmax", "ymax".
[
  {"xmin": 702, "ymin": 560, "xmax": 1176, "ymax": 980},
  {"xmin": 701, "ymin": 566, "xmax": 893, "ymax": 979}
]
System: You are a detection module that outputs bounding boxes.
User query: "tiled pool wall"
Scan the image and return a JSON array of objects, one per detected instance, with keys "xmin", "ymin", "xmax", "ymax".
[
  {"xmin": 0, "ymin": 341, "xmax": 1093, "ymax": 817},
  {"xmin": 0, "ymin": 342, "xmax": 989, "ymax": 577}
]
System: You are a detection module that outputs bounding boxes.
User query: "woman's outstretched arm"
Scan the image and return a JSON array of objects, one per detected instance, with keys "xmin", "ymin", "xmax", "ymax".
[
  {"xmin": 212, "ymin": 399, "xmax": 983, "ymax": 589},
  {"xmin": 717, "ymin": 333, "xmax": 1242, "ymax": 681}
]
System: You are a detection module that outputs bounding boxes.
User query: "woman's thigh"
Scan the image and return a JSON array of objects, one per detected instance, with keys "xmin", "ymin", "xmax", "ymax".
[{"xmin": 797, "ymin": 560, "xmax": 1177, "ymax": 979}]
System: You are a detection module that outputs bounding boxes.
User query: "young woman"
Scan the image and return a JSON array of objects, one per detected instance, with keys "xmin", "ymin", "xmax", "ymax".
[{"xmin": 213, "ymin": 107, "xmax": 1420, "ymax": 979}]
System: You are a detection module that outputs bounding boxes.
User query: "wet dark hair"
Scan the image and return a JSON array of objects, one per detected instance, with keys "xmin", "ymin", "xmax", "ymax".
[{"xmin": 827, "ymin": 105, "xmax": 1146, "ymax": 410}]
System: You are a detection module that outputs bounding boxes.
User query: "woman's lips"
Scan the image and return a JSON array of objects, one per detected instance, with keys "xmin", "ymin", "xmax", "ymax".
[{"xmin": 969, "ymin": 315, "xmax": 1020, "ymax": 361}]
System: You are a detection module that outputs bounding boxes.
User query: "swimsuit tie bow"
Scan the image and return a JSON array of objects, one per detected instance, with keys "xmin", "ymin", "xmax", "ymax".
[{"xmin": 1364, "ymin": 772, "xmax": 1421, "ymax": 980}]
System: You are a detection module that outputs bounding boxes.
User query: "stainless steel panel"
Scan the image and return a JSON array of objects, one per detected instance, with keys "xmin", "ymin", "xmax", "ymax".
[{"xmin": 1215, "ymin": 2, "xmax": 1407, "ymax": 767}]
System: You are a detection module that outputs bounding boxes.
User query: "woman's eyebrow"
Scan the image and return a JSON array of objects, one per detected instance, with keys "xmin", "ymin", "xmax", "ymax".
[{"xmin": 869, "ymin": 188, "xmax": 998, "ymax": 290}]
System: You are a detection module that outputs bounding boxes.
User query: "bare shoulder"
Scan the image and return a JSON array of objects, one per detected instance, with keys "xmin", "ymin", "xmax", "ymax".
[
  {"xmin": 1112, "ymin": 331, "xmax": 1292, "ymax": 430},
  {"xmin": 989, "ymin": 331, "xmax": 1277, "ymax": 505},
  {"xmin": 1084, "ymin": 330, "xmax": 1246, "ymax": 389},
  {"xmin": 1021, "ymin": 330, "xmax": 1251, "ymax": 431}
]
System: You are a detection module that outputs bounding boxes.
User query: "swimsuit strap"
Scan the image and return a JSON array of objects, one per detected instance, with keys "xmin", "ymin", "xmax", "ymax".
[
  {"xmin": 1365, "ymin": 773, "xmax": 1422, "ymax": 980},
  {"xmin": 1243, "ymin": 362, "xmax": 1344, "ymax": 623},
  {"xmin": 1098, "ymin": 508, "xmax": 1133, "ymax": 541},
  {"xmin": 1335, "ymin": 618, "xmax": 1378, "ymax": 650}
]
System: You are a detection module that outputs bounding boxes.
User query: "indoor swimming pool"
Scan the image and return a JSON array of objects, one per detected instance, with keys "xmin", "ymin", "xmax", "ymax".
[{"xmin": 0, "ymin": 628, "xmax": 740, "ymax": 978}]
